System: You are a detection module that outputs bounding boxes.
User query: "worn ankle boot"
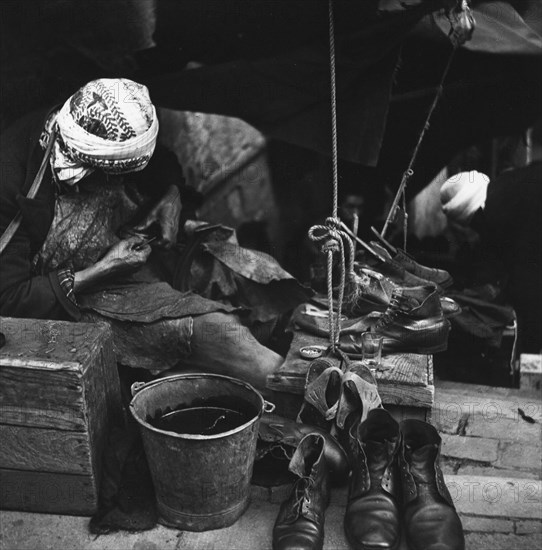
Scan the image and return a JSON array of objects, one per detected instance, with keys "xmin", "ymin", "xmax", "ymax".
[
  {"xmin": 259, "ymin": 413, "xmax": 349, "ymax": 485},
  {"xmin": 372, "ymin": 287, "xmax": 451, "ymax": 354},
  {"xmin": 400, "ymin": 420, "xmax": 465, "ymax": 550},
  {"xmin": 273, "ymin": 433, "xmax": 330, "ymax": 550},
  {"xmin": 344, "ymin": 409, "xmax": 401, "ymax": 550}
]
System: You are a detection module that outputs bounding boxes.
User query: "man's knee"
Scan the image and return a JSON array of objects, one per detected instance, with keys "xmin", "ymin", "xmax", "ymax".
[{"xmin": 192, "ymin": 312, "xmax": 253, "ymax": 347}]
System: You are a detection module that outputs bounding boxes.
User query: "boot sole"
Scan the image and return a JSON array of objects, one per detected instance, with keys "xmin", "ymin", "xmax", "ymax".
[
  {"xmin": 382, "ymin": 339, "xmax": 449, "ymax": 354},
  {"xmin": 380, "ymin": 319, "xmax": 451, "ymax": 354}
]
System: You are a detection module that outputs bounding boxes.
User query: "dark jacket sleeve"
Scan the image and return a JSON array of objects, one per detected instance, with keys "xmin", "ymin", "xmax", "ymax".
[{"xmin": 0, "ymin": 112, "xmax": 81, "ymax": 321}]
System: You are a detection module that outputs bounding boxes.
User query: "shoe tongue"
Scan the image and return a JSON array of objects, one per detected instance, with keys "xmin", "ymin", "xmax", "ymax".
[
  {"xmin": 364, "ymin": 439, "xmax": 390, "ymax": 467},
  {"xmin": 406, "ymin": 443, "xmax": 439, "ymax": 481},
  {"xmin": 393, "ymin": 291, "xmax": 422, "ymax": 312}
]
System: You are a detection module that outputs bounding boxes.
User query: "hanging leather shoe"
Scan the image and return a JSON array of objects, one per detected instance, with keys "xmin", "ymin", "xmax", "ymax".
[
  {"xmin": 335, "ymin": 362, "xmax": 382, "ymax": 432},
  {"xmin": 370, "ymin": 241, "xmax": 453, "ymax": 290},
  {"xmin": 400, "ymin": 420, "xmax": 465, "ymax": 550},
  {"xmin": 346, "ymin": 268, "xmax": 460, "ymax": 319},
  {"xmin": 273, "ymin": 433, "xmax": 329, "ymax": 550},
  {"xmin": 259, "ymin": 413, "xmax": 349, "ymax": 485},
  {"xmin": 297, "ymin": 357, "xmax": 343, "ymax": 432},
  {"xmin": 363, "ymin": 242, "xmax": 441, "ymax": 291},
  {"xmin": 344, "ymin": 408, "xmax": 401, "ymax": 550}
]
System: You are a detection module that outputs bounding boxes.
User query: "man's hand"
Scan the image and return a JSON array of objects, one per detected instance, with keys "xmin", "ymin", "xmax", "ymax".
[
  {"xmin": 74, "ymin": 237, "xmax": 152, "ymax": 292},
  {"xmin": 134, "ymin": 184, "xmax": 182, "ymax": 249},
  {"xmin": 100, "ymin": 237, "xmax": 152, "ymax": 274}
]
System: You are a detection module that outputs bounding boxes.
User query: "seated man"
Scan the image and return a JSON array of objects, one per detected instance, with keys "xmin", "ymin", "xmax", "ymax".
[
  {"xmin": 0, "ymin": 78, "xmax": 309, "ymax": 391},
  {"xmin": 440, "ymin": 163, "xmax": 542, "ymax": 354}
]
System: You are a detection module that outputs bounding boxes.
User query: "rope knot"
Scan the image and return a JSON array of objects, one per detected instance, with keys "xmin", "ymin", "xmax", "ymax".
[{"xmin": 325, "ymin": 217, "xmax": 341, "ymax": 230}]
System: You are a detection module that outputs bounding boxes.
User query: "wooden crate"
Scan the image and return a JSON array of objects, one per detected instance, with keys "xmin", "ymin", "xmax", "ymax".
[{"xmin": 0, "ymin": 317, "xmax": 123, "ymax": 515}]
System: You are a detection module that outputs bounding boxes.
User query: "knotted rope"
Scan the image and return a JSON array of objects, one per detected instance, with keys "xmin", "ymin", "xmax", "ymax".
[{"xmin": 308, "ymin": 218, "xmax": 356, "ymax": 349}]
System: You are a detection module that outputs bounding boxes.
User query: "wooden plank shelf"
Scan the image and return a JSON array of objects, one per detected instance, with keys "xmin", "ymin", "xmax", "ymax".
[{"xmin": 267, "ymin": 323, "xmax": 434, "ymax": 421}]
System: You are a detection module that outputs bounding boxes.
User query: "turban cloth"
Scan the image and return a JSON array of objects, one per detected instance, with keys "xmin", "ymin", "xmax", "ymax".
[
  {"xmin": 42, "ymin": 78, "xmax": 159, "ymax": 185},
  {"xmin": 440, "ymin": 170, "xmax": 490, "ymax": 224}
]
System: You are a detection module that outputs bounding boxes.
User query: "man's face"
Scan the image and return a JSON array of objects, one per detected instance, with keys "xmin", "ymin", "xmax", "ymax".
[{"xmin": 340, "ymin": 194, "xmax": 365, "ymax": 224}]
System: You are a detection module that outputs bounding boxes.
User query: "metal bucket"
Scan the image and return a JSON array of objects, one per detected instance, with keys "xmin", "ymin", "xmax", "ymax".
[{"xmin": 130, "ymin": 373, "xmax": 274, "ymax": 531}]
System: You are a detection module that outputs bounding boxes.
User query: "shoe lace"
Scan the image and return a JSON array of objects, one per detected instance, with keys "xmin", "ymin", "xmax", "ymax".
[
  {"xmin": 375, "ymin": 294, "xmax": 402, "ymax": 329},
  {"xmin": 291, "ymin": 475, "xmax": 315, "ymax": 511}
]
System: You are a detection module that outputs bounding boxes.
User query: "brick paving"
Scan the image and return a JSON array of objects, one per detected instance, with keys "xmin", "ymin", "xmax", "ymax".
[{"xmin": 1, "ymin": 380, "xmax": 541, "ymax": 549}]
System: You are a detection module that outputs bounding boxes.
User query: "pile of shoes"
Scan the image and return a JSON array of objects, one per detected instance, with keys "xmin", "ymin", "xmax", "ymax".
[
  {"xmin": 267, "ymin": 350, "xmax": 464, "ymax": 550},
  {"xmin": 270, "ymin": 410, "xmax": 465, "ymax": 550},
  {"xmin": 294, "ymin": 238, "xmax": 460, "ymax": 355}
]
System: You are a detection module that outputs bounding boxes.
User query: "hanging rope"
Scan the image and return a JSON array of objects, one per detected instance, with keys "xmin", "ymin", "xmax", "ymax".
[
  {"xmin": 307, "ymin": 0, "xmax": 357, "ymax": 353},
  {"xmin": 328, "ymin": 0, "xmax": 339, "ymax": 218},
  {"xmin": 381, "ymin": 45, "xmax": 458, "ymax": 245}
]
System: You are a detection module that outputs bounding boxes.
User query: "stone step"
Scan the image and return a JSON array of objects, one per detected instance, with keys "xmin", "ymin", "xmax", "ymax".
[
  {"xmin": 446, "ymin": 475, "xmax": 542, "ymax": 520},
  {"xmin": 433, "ymin": 381, "xmax": 542, "ymax": 480},
  {"xmin": 2, "ymin": 498, "xmax": 541, "ymax": 550}
]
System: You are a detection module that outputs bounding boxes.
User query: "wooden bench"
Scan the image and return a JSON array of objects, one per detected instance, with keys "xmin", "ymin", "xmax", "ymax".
[{"xmin": 267, "ymin": 327, "xmax": 434, "ymax": 423}]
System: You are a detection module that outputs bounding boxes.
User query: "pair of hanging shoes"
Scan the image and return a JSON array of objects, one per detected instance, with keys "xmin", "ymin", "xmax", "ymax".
[{"xmin": 297, "ymin": 351, "xmax": 382, "ymax": 439}]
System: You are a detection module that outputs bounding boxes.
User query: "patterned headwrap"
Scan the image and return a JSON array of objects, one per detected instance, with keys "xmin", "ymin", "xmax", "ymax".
[{"xmin": 42, "ymin": 78, "xmax": 159, "ymax": 186}]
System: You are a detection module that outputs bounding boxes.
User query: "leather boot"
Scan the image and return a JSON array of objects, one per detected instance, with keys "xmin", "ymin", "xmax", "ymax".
[
  {"xmin": 259, "ymin": 413, "xmax": 350, "ymax": 485},
  {"xmin": 344, "ymin": 409, "xmax": 401, "ymax": 550},
  {"xmin": 372, "ymin": 286, "xmax": 451, "ymax": 354},
  {"xmin": 370, "ymin": 241, "xmax": 453, "ymax": 289},
  {"xmin": 400, "ymin": 420, "xmax": 465, "ymax": 550},
  {"xmin": 347, "ymin": 268, "xmax": 460, "ymax": 318},
  {"xmin": 273, "ymin": 433, "xmax": 329, "ymax": 550}
]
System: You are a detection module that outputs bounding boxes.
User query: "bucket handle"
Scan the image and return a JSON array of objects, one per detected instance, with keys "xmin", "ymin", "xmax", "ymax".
[
  {"xmin": 131, "ymin": 374, "xmax": 186, "ymax": 397},
  {"xmin": 131, "ymin": 381, "xmax": 149, "ymax": 397},
  {"xmin": 263, "ymin": 400, "xmax": 276, "ymax": 414}
]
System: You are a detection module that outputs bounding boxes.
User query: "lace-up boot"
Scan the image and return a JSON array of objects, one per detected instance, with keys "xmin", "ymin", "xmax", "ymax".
[
  {"xmin": 400, "ymin": 420, "xmax": 465, "ymax": 550},
  {"xmin": 348, "ymin": 269, "xmax": 460, "ymax": 318},
  {"xmin": 273, "ymin": 433, "xmax": 329, "ymax": 550},
  {"xmin": 372, "ymin": 286, "xmax": 450, "ymax": 354},
  {"xmin": 344, "ymin": 408, "xmax": 401, "ymax": 550},
  {"xmin": 259, "ymin": 414, "xmax": 349, "ymax": 485}
]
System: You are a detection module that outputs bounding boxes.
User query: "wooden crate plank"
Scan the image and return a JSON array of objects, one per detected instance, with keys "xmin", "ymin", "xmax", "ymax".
[
  {"xmin": 0, "ymin": 317, "xmax": 108, "ymax": 367},
  {"xmin": 0, "ymin": 317, "xmax": 118, "ymax": 431},
  {"xmin": 0, "ymin": 366, "xmax": 86, "ymax": 431},
  {"xmin": 82, "ymin": 336, "xmax": 124, "ymax": 484},
  {"xmin": 0, "ymin": 425, "xmax": 92, "ymax": 475},
  {"xmin": 0, "ymin": 468, "xmax": 97, "ymax": 515}
]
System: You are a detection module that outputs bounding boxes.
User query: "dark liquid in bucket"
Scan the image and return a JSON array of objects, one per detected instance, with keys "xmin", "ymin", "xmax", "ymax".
[
  {"xmin": 148, "ymin": 396, "xmax": 257, "ymax": 436},
  {"xmin": 153, "ymin": 406, "xmax": 248, "ymax": 435}
]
